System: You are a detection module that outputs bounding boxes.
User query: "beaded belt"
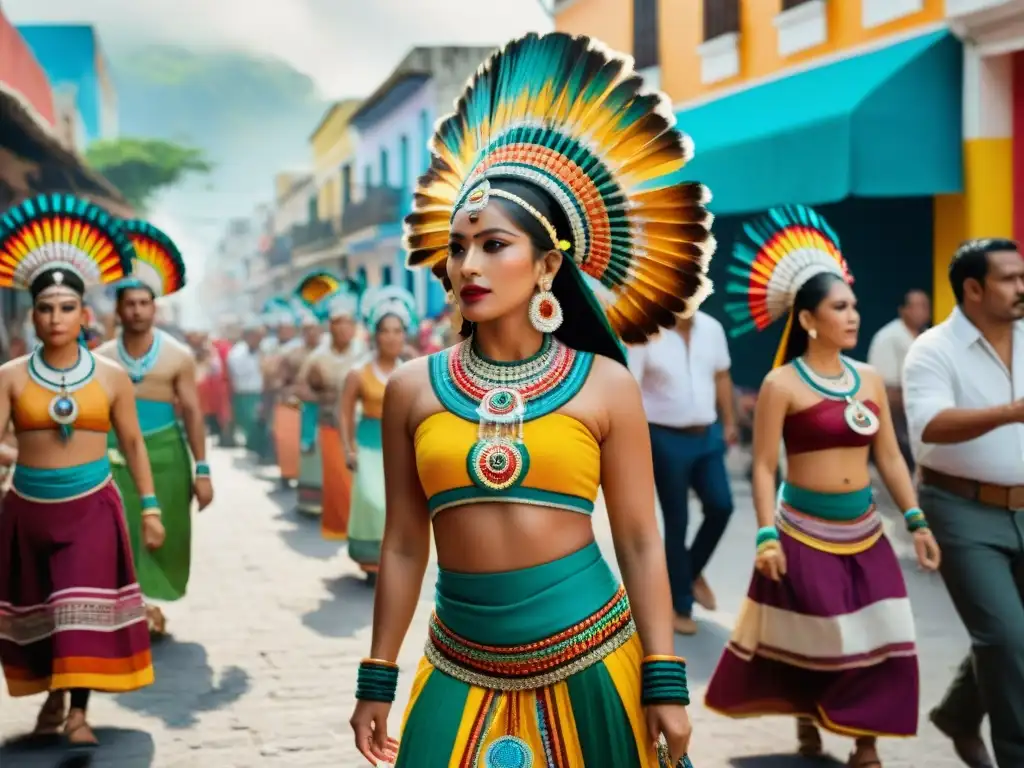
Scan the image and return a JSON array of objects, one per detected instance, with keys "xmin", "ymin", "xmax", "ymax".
[{"xmin": 425, "ymin": 585, "xmax": 636, "ymax": 690}]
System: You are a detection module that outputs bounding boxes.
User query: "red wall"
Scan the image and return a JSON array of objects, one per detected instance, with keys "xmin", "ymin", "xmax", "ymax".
[
  {"xmin": 0, "ymin": 12, "xmax": 55, "ymax": 125},
  {"xmin": 1014, "ymin": 51, "xmax": 1024, "ymax": 243}
]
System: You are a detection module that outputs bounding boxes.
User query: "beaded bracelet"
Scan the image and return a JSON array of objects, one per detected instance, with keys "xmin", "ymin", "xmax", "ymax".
[
  {"xmin": 195, "ymin": 461, "xmax": 211, "ymax": 477},
  {"xmin": 903, "ymin": 507, "xmax": 929, "ymax": 533},
  {"xmin": 641, "ymin": 654, "xmax": 690, "ymax": 706},
  {"xmin": 141, "ymin": 495, "xmax": 161, "ymax": 517},
  {"xmin": 756, "ymin": 525, "xmax": 780, "ymax": 553},
  {"xmin": 356, "ymin": 658, "xmax": 399, "ymax": 703}
]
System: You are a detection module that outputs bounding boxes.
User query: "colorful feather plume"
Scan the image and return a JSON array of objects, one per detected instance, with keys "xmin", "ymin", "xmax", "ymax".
[
  {"xmin": 120, "ymin": 219, "xmax": 187, "ymax": 298},
  {"xmin": 0, "ymin": 193, "xmax": 134, "ymax": 290},
  {"xmin": 724, "ymin": 205, "xmax": 851, "ymax": 337},
  {"xmin": 404, "ymin": 32, "xmax": 715, "ymax": 344},
  {"xmin": 295, "ymin": 270, "xmax": 342, "ymax": 307}
]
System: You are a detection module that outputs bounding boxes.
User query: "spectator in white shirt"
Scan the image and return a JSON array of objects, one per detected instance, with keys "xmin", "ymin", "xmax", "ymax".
[
  {"xmin": 628, "ymin": 310, "xmax": 736, "ymax": 636},
  {"xmin": 903, "ymin": 238, "xmax": 1024, "ymax": 768},
  {"xmin": 226, "ymin": 321, "xmax": 266, "ymax": 453},
  {"xmin": 868, "ymin": 289, "xmax": 930, "ymax": 469}
]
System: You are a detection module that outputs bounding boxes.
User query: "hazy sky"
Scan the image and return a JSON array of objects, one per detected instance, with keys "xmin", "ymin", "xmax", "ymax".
[{"xmin": 4, "ymin": 0, "xmax": 555, "ymax": 97}]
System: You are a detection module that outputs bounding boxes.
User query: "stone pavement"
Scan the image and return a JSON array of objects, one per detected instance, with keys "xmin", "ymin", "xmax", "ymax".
[{"xmin": 0, "ymin": 446, "xmax": 982, "ymax": 767}]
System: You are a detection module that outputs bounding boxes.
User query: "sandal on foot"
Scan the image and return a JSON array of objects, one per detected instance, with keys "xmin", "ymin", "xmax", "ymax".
[
  {"xmin": 797, "ymin": 719, "xmax": 823, "ymax": 757},
  {"xmin": 146, "ymin": 605, "xmax": 168, "ymax": 637},
  {"xmin": 64, "ymin": 720, "xmax": 99, "ymax": 750},
  {"xmin": 33, "ymin": 694, "xmax": 66, "ymax": 736}
]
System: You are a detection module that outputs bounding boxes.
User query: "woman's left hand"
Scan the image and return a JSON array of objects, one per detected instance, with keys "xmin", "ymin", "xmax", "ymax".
[
  {"xmin": 646, "ymin": 704, "xmax": 691, "ymax": 765},
  {"xmin": 913, "ymin": 528, "xmax": 941, "ymax": 571}
]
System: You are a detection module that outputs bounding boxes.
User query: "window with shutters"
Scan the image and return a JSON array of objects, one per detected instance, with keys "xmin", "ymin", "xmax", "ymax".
[
  {"xmin": 703, "ymin": 0, "xmax": 740, "ymax": 42},
  {"xmin": 632, "ymin": 0, "xmax": 659, "ymax": 71}
]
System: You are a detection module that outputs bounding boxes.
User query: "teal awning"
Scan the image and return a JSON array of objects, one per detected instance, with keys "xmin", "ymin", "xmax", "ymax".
[{"xmin": 677, "ymin": 29, "xmax": 962, "ymax": 215}]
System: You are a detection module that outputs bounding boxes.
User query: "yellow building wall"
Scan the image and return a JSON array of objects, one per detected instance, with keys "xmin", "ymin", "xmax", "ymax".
[
  {"xmin": 310, "ymin": 99, "xmax": 361, "ymax": 221},
  {"xmin": 932, "ymin": 138, "xmax": 1015, "ymax": 323},
  {"xmin": 557, "ymin": 0, "xmax": 945, "ymax": 105}
]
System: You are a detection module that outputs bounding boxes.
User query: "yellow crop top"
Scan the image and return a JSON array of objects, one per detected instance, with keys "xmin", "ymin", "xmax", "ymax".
[
  {"xmin": 359, "ymin": 363, "xmax": 387, "ymax": 420},
  {"xmin": 414, "ymin": 339, "xmax": 600, "ymax": 517},
  {"xmin": 13, "ymin": 378, "xmax": 111, "ymax": 434}
]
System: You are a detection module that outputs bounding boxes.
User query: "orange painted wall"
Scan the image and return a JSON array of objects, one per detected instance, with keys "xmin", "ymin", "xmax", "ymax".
[{"xmin": 557, "ymin": 0, "xmax": 946, "ymax": 105}]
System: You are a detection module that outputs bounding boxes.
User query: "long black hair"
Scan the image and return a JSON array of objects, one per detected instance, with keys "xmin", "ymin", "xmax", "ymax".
[
  {"xmin": 779, "ymin": 271, "xmax": 848, "ymax": 365},
  {"xmin": 442, "ymin": 177, "xmax": 625, "ymax": 364}
]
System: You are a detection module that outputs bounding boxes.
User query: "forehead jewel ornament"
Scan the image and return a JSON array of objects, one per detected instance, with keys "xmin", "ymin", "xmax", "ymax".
[
  {"xmin": 464, "ymin": 179, "xmax": 491, "ymax": 223},
  {"xmin": 53, "ymin": 271, "xmax": 64, "ymax": 284}
]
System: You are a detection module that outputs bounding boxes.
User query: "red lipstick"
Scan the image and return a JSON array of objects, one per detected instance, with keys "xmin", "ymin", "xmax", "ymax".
[{"xmin": 459, "ymin": 285, "xmax": 491, "ymax": 304}]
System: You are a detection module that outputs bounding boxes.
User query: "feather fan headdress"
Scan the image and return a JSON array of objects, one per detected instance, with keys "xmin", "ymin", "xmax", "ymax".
[
  {"xmin": 295, "ymin": 270, "xmax": 342, "ymax": 308},
  {"xmin": 725, "ymin": 204, "xmax": 851, "ymax": 367},
  {"xmin": 404, "ymin": 32, "xmax": 715, "ymax": 346},
  {"xmin": 361, "ymin": 285, "xmax": 417, "ymax": 331},
  {"xmin": 0, "ymin": 193, "xmax": 134, "ymax": 298},
  {"xmin": 117, "ymin": 219, "xmax": 187, "ymax": 298}
]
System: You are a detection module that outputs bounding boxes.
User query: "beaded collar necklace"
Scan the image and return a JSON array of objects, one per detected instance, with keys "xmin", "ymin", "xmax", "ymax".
[
  {"xmin": 27, "ymin": 347, "xmax": 97, "ymax": 441},
  {"xmin": 430, "ymin": 334, "xmax": 593, "ymax": 492},
  {"xmin": 117, "ymin": 329, "xmax": 163, "ymax": 384},
  {"xmin": 792, "ymin": 356, "xmax": 879, "ymax": 437}
]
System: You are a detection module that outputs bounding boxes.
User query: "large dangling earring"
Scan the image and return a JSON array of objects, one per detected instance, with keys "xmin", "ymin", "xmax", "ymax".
[
  {"xmin": 529, "ymin": 278, "xmax": 563, "ymax": 333},
  {"xmin": 807, "ymin": 328, "xmax": 818, "ymax": 340}
]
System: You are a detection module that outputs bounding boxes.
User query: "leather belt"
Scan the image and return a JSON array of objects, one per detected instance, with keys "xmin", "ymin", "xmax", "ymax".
[
  {"xmin": 920, "ymin": 467, "xmax": 1024, "ymax": 510},
  {"xmin": 653, "ymin": 423, "xmax": 710, "ymax": 436}
]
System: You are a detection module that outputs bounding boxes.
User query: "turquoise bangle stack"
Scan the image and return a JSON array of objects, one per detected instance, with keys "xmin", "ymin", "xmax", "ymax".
[
  {"xmin": 141, "ymin": 494, "xmax": 159, "ymax": 511},
  {"xmin": 356, "ymin": 658, "xmax": 399, "ymax": 702},
  {"xmin": 195, "ymin": 461, "xmax": 211, "ymax": 477},
  {"xmin": 641, "ymin": 655, "xmax": 690, "ymax": 706}
]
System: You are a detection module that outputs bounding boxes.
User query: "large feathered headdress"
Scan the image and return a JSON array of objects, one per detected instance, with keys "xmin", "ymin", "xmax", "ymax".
[
  {"xmin": 404, "ymin": 32, "xmax": 714, "ymax": 347},
  {"xmin": 361, "ymin": 285, "xmax": 418, "ymax": 331},
  {"xmin": 0, "ymin": 193, "xmax": 134, "ymax": 298},
  {"xmin": 295, "ymin": 270, "xmax": 342, "ymax": 308},
  {"xmin": 725, "ymin": 204, "xmax": 851, "ymax": 367},
  {"xmin": 117, "ymin": 219, "xmax": 187, "ymax": 299}
]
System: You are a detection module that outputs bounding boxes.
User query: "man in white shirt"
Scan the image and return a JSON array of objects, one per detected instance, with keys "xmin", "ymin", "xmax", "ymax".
[
  {"xmin": 869, "ymin": 289, "xmax": 931, "ymax": 469},
  {"xmin": 903, "ymin": 238, "xmax": 1024, "ymax": 768},
  {"xmin": 226, "ymin": 319, "xmax": 266, "ymax": 454},
  {"xmin": 629, "ymin": 310, "xmax": 737, "ymax": 636}
]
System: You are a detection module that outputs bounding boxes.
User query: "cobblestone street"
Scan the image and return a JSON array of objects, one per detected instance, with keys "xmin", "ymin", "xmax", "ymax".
[{"xmin": 0, "ymin": 446, "xmax": 980, "ymax": 767}]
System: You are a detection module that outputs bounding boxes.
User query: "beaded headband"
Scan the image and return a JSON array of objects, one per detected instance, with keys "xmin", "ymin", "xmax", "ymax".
[{"xmin": 456, "ymin": 178, "xmax": 571, "ymax": 253}]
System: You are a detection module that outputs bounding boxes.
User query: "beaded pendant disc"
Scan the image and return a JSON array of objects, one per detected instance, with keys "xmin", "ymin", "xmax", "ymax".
[{"xmin": 485, "ymin": 736, "xmax": 534, "ymax": 768}]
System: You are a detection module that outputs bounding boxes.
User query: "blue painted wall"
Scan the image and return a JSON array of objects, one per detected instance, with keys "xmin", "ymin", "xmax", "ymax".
[{"xmin": 18, "ymin": 25, "xmax": 110, "ymax": 144}]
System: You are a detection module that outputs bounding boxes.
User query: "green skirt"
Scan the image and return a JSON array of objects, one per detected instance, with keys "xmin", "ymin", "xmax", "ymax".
[
  {"xmin": 110, "ymin": 424, "xmax": 193, "ymax": 601},
  {"xmin": 347, "ymin": 417, "xmax": 384, "ymax": 568},
  {"xmin": 297, "ymin": 402, "xmax": 322, "ymax": 515},
  {"xmin": 232, "ymin": 392, "xmax": 264, "ymax": 455}
]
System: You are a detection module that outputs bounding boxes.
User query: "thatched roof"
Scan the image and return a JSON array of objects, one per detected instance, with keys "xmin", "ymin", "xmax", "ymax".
[{"xmin": 0, "ymin": 81, "xmax": 132, "ymax": 216}]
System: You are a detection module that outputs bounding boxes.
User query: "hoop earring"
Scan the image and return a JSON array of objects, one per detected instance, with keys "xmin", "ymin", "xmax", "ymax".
[
  {"xmin": 807, "ymin": 328, "xmax": 818, "ymax": 340},
  {"xmin": 529, "ymin": 279, "xmax": 563, "ymax": 333}
]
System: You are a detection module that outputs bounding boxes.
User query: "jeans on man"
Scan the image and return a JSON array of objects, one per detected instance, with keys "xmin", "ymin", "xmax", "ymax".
[{"xmin": 649, "ymin": 422, "xmax": 734, "ymax": 617}]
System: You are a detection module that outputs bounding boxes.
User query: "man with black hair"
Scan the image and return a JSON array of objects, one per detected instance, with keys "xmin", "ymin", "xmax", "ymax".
[
  {"xmin": 869, "ymin": 289, "xmax": 931, "ymax": 470},
  {"xmin": 903, "ymin": 238, "xmax": 1024, "ymax": 768}
]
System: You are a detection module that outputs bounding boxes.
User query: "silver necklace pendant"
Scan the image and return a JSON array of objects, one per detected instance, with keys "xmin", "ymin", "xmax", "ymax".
[{"xmin": 844, "ymin": 396, "xmax": 879, "ymax": 437}]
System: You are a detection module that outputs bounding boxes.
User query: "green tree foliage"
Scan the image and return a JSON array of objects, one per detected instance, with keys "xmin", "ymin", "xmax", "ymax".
[{"xmin": 85, "ymin": 137, "xmax": 212, "ymax": 211}]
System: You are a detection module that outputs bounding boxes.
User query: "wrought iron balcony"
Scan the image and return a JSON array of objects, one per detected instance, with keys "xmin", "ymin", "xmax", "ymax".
[
  {"xmin": 341, "ymin": 186, "xmax": 403, "ymax": 237},
  {"xmin": 291, "ymin": 218, "xmax": 340, "ymax": 253}
]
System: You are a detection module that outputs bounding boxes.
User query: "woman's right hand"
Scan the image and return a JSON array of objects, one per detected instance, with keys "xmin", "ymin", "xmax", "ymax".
[
  {"xmin": 346, "ymin": 451, "xmax": 358, "ymax": 471},
  {"xmin": 754, "ymin": 545, "xmax": 786, "ymax": 581},
  {"xmin": 350, "ymin": 700, "xmax": 399, "ymax": 765},
  {"xmin": 142, "ymin": 516, "xmax": 166, "ymax": 550}
]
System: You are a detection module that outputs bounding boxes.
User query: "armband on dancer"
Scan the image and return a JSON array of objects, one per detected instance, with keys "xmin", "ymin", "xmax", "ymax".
[
  {"xmin": 903, "ymin": 507, "xmax": 929, "ymax": 533},
  {"xmin": 755, "ymin": 525, "xmax": 780, "ymax": 553},
  {"xmin": 356, "ymin": 658, "xmax": 399, "ymax": 702},
  {"xmin": 641, "ymin": 655, "xmax": 690, "ymax": 706}
]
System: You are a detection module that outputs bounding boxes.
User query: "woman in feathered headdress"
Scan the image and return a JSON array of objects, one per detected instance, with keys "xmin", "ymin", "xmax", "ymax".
[
  {"xmin": 306, "ymin": 282, "xmax": 367, "ymax": 540},
  {"xmin": 0, "ymin": 194, "xmax": 165, "ymax": 746},
  {"xmin": 95, "ymin": 219, "xmax": 210, "ymax": 638},
  {"xmin": 341, "ymin": 286, "xmax": 416, "ymax": 577},
  {"xmin": 349, "ymin": 32, "xmax": 712, "ymax": 767},
  {"xmin": 704, "ymin": 205, "xmax": 940, "ymax": 765}
]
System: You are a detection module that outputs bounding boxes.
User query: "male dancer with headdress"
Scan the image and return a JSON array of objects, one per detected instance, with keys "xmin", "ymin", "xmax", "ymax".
[
  {"xmin": 96, "ymin": 220, "xmax": 214, "ymax": 637},
  {"xmin": 300, "ymin": 288, "xmax": 366, "ymax": 538}
]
